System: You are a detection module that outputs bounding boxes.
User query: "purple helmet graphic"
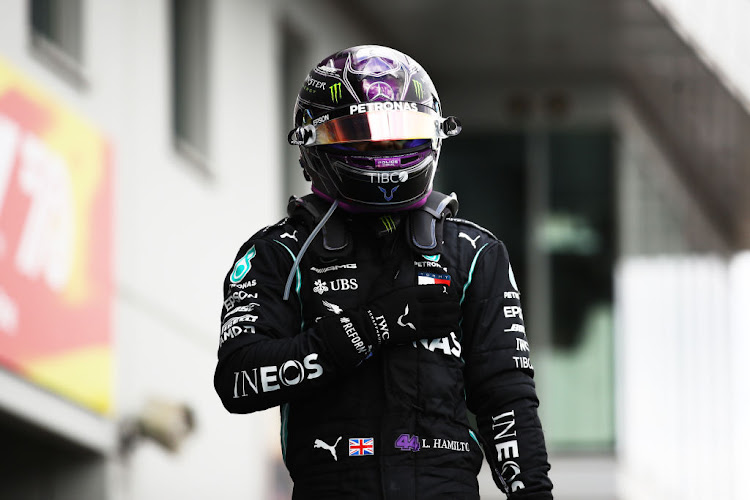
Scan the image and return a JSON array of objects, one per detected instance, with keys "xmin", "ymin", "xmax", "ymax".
[{"xmin": 288, "ymin": 45, "xmax": 461, "ymax": 212}]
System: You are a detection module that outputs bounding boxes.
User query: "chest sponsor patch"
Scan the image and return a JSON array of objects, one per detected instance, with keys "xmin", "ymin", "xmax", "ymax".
[
  {"xmin": 312, "ymin": 278, "xmax": 358, "ymax": 294},
  {"xmin": 417, "ymin": 272, "xmax": 451, "ymax": 286},
  {"xmin": 310, "ymin": 263, "xmax": 357, "ymax": 274}
]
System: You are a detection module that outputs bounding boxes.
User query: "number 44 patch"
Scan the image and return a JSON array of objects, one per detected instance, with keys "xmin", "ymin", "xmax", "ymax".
[{"xmin": 395, "ymin": 434, "xmax": 420, "ymax": 452}]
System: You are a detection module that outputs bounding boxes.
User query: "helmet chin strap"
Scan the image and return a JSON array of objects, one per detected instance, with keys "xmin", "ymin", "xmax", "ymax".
[{"xmin": 283, "ymin": 199, "xmax": 340, "ymax": 301}]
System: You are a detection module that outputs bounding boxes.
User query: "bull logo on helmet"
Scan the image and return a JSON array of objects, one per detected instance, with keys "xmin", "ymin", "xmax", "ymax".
[{"xmin": 378, "ymin": 186, "xmax": 399, "ymax": 201}]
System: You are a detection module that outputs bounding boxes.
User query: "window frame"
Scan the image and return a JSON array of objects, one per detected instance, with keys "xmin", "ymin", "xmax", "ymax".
[
  {"xmin": 170, "ymin": 0, "xmax": 212, "ymax": 173},
  {"xmin": 28, "ymin": 0, "xmax": 88, "ymax": 88}
]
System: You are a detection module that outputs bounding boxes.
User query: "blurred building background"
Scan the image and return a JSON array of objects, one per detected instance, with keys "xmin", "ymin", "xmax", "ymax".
[{"xmin": 0, "ymin": 0, "xmax": 748, "ymax": 499}]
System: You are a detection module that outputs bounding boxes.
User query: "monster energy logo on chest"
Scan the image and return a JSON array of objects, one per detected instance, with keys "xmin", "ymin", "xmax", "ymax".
[{"xmin": 379, "ymin": 215, "xmax": 397, "ymax": 233}]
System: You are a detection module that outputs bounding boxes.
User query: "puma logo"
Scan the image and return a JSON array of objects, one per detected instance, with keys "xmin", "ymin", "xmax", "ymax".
[
  {"xmin": 314, "ymin": 437, "xmax": 342, "ymax": 461},
  {"xmin": 281, "ymin": 230, "xmax": 298, "ymax": 241},
  {"xmin": 459, "ymin": 232, "xmax": 480, "ymax": 249},
  {"xmin": 397, "ymin": 304, "xmax": 416, "ymax": 331}
]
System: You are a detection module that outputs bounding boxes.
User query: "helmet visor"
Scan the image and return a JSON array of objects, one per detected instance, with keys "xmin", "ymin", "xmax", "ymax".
[
  {"xmin": 289, "ymin": 101, "xmax": 456, "ymax": 147},
  {"xmin": 314, "ymin": 109, "xmax": 438, "ymax": 146}
]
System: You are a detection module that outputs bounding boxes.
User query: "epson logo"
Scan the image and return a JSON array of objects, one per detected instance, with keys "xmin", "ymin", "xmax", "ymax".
[
  {"xmin": 370, "ymin": 171, "xmax": 408, "ymax": 184},
  {"xmin": 224, "ymin": 290, "xmax": 258, "ymax": 310},
  {"xmin": 503, "ymin": 306, "xmax": 523, "ymax": 320},
  {"xmin": 233, "ymin": 353, "xmax": 323, "ymax": 397},
  {"xmin": 312, "ymin": 114, "xmax": 329, "ymax": 125}
]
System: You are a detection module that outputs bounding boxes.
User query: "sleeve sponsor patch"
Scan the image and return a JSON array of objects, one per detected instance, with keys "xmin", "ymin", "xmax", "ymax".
[
  {"xmin": 417, "ymin": 272, "xmax": 451, "ymax": 286},
  {"xmin": 230, "ymin": 245, "xmax": 256, "ymax": 284}
]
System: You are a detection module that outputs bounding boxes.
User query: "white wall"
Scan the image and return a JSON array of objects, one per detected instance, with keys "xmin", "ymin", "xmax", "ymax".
[
  {"xmin": 616, "ymin": 252, "xmax": 750, "ymax": 500},
  {"xmin": 113, "ymin": 1, "xmax": 283, "ymax": 499},
  {"xmin": 1, "ymin": 0, "xmax": 370, "ymax": 498},
  {"xmin": 615, "ymin": 96, "xmax": 747, "ymax": 500},
  {"xmin": 728, "ymin": 253, "xmax": 750, "ymax": 499},
  {"xmin": 616, "ymin": 256, "xmax": 731, "ymax": 500},
  {"xmin": 0, "ymin": 0, "xmax": 117, "ymax": 453},
  {"xmin": 649, "ymin": 0, "xmax": 750, "ymax": 113}
]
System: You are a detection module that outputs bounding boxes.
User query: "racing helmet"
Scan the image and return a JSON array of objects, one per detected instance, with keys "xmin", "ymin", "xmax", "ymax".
[{"xmin": 288, "ymin": 45, "xmax": 461, "ymax": 212}]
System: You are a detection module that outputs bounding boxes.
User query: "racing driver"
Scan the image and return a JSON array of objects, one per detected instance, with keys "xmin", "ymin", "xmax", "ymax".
[{"xmin": 214, "ymin": 45, "xmax": 553, "ymax": 499}]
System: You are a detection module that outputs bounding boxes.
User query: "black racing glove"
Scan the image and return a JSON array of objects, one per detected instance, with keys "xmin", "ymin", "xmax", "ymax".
[{"xmin": 315, "ymin": 284, "xmax": 461, "ymax": 368}]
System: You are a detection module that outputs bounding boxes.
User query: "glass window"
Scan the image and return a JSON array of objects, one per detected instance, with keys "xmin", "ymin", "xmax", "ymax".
[
  {"xmin": 435, "ymin": 132, "xmax": 527, "ymax": 277},
  {"xmin": 29, "ymin": 0, "xmax": 85, "ymax": 85},
  {"xmin": 438, "ymin": 128, "xmax": 616, "ymax": 452},
  {"xmin": 541, "ymin": 130, "xmax": 615, "ymax": 450},
  {"xmin": 171, "ymin": 0, "xmax": 210, "ymax": 169}
]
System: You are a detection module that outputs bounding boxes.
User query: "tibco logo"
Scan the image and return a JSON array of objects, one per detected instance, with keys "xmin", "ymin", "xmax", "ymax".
[
  {"xmin": 369, "ymin": 171, "xmax": 408, "ymax": 183},
  {"xmin": 233, "ymin": 353, "xmax": 323, "ymax": 397}
]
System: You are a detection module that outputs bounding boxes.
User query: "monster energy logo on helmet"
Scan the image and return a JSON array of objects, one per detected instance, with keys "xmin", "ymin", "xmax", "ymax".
[
  {"xmin": 330, "ymin": 82, "xmax": 343, "ymax": 103},
  {"xmin": 413, "ymin": 80, "xmax": 424, "ymax": 99}
]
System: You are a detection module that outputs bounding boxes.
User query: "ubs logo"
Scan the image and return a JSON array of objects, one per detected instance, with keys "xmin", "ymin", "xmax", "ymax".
[{"xmin": 313, "ymin": 278, "xmax": 359, "ymax": 295}]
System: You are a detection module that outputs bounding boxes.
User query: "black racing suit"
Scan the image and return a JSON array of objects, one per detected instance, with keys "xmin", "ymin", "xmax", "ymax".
[{"xmin": 214, "ymin": 194, "xmax": 553, "ymax": 499}]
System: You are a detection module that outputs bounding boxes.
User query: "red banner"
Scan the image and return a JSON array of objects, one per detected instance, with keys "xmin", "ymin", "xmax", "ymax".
[{"xmin": 0, "ymin": 57, "xmax": 113, "ymax": 415}]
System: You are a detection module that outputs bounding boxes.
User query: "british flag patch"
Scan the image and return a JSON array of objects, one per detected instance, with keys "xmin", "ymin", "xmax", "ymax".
[
  {"xmin": 418, "ymin": 272, "xmax": 451, "ymax": 286},
  {"xmin": 349, "ymin": 438, "xmax": 374, "ymax": 456}
]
